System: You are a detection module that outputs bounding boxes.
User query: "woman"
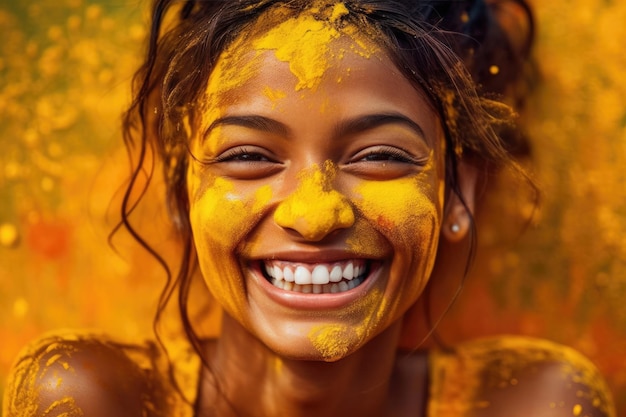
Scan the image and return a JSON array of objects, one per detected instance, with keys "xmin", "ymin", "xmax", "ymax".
[{"xmin": 3, "ymin": 1, "xmax": 616, "ymax": 416}]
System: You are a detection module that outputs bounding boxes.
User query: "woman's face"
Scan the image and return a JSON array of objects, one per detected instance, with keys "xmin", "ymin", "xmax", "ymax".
[{"xmin": 187, "ymin": 4, "xmax": 446, "ymax": 361}]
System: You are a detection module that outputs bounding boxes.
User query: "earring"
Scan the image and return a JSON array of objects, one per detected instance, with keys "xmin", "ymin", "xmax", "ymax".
[{"xmin": 450, "ymin": 223, "xmax": 460, "ymax": 233}]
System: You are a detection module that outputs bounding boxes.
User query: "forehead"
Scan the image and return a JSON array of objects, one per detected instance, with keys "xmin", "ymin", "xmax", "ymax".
[
  {"xmin": 206, "ymin": 2, "xmax": 383, "ymax": 98},
  {"xmin": 200, "ymin": 1, "xmax": 442, "ymax": 147}
]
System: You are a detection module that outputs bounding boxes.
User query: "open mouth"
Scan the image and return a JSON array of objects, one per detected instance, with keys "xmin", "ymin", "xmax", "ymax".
[{"xmin": 261, "ymin": 260, "xmax": 371, "ymax": 294}]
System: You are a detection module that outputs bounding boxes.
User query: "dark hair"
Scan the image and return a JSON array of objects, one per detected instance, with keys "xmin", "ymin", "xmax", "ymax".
[{"xmin": 118, "ymin": 0, "xmax": 534, "ymax": 388}]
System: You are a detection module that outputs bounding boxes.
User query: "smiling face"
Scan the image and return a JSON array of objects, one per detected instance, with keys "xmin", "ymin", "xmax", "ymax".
[{"xmin": 186, "ymin": 3, "xmax": 447, "ymax": 361}]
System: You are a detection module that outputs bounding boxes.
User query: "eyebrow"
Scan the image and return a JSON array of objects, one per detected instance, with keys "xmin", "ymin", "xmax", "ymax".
[
  {"xmin": 204, "ymin": 115, "xmax": 290, "ymax": 139},
  {"xmin": 203, "ymin": 112, "xmax": 427, "ymax": 142},
  {"xmin": 335, "ymin": 113, "xmax": 426, "ymax": 142}
]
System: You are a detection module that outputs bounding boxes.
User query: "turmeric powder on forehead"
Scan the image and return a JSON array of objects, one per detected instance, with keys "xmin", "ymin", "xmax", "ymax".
[{"xmin": 252, "ymin": 2, "xmax": 377, "ymax": 91}]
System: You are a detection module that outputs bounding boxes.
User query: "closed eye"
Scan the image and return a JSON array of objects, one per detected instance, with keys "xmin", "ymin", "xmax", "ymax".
[
  {"xmin": 215, "ymin": 147, "xmax": 274, "ymax": 163},
  {"xmin": 344, "ymin": 145, "xmax": 430, "ymax": 180},
  {"xmin": 203, "ymin": 146, "xmax": 283, "ymax": 179},
  {"xmin": 350, "ymin": 146, "xmax": 427, "ymax": 165}
]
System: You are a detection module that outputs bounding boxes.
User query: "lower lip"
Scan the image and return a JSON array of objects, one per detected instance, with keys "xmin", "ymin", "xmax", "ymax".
[{"xmin": 251, "ymin": 263, "xmax": 383, "ymax": 311}]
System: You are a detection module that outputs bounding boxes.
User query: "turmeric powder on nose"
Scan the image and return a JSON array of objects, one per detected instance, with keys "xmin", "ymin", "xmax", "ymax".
[{"xmin": 274, "ymin": 162, "xmax": 354, "ymax": 240}]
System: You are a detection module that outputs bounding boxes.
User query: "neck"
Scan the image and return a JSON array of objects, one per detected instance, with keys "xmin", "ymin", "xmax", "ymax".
[{"xmin": 196, "ymin": 314, "xmax": 405, "ymax": 417}]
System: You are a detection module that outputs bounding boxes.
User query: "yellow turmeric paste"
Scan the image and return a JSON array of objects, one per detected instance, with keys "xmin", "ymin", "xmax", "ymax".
[
  {"xmin": 309, "ymin": 288, "xmax": 389, "ymax": 360},
  {"xmin": 274, "ymin": 162, "xmax": 354, "ymax": 241},
  {"xmin": 308, "ymin": 325, "xmax": 356, "ymax": 361},
  {"xmin": 253, "ymin": 3, "xmax": 352, "ymax": 91},
  {"xmin": 189, "ymin": 174, "xmax": 272, "ymax": 319}
]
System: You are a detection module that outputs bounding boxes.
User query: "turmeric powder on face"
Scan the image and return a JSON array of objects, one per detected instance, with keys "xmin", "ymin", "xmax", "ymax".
[
  {"xmin": 274, "ymin": 162, "xmax": 354, "ymax": 241},
  {"xmin": 186, "ymin": 0, "xmax": 450, "ymax": 362},
  {"xmin": 188, "ymin": 174, "xmax": 273, "ymax": 321}
]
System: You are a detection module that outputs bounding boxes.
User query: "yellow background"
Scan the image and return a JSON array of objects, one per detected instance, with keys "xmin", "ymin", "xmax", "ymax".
[{"xmin": 0, "ymin": 0, "xmax": 624, "ymax": 413}]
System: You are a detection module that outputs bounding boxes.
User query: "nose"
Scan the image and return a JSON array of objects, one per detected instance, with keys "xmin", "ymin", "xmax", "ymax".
[{"xmin": 274, "ymin": 163, "xmax": 355, "ymax": 241}]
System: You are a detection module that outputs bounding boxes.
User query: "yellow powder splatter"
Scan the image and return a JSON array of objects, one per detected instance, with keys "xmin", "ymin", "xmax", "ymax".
[
  {"xmin": 45, "ymin": 353, "xmax": 62, "ymax": 367},
  {"xmin": 308, "ymin": 324, "xmax": 355, "ymax": 361},
  {"xmin": 262, "ymin": 86, "xmax": 286, "ymax": 105},
  {"xmin": 428, "ymin": 337, "xmax": 616, "ymax": 417},
  {"xmin": 189, "ymin": 175, "xmax": 274, "ymax": 322},
  {"xmin": 274, "ymin": 162, "xmax": 354, "ymax": 241},
  {"xmin": 252, "ymin": 185, "xmax": 273, "ymax": 213},
  {"xmin": 254, "ymin": 14, "xmax": 340, "ymax": 91},
  {"xmin": 354, "ymin": 157, "xmax": 440, "ymax": 236},
  {"xmin": 308, "ymin": 289, "xmax": 388, "ymax": 360},
  {"xmin": 330, "ymin": 2, "xmax": 349, "ymax": 21},
  {"xmin": 252, "ymin": 2, "xmax": 376, "ymax": 91},
  {"xmin": 43, "ymin": 396, "xmax": 83, "ymax": 416}
]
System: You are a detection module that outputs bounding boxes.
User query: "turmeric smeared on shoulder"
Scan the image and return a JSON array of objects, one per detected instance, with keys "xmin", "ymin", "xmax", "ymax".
[{"xmin": 428, "ymin": 336, "xmax": 616, "ymax": 417}]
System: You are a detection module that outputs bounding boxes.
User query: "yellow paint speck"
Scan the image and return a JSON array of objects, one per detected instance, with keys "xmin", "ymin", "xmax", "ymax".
[{"xmin": 489, "ymin": 65, "xmax": 500, "ymax": 75}]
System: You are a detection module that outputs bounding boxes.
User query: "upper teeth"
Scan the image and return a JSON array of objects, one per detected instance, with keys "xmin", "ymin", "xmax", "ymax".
[{"xmin": 264, "ymin": 260, "xmax": 366, "ymax": 285}]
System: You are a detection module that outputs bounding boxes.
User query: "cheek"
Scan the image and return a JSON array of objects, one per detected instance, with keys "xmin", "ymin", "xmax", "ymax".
[
  {"xmin": 188, "ymin": 174, "xmax": 273, "ymax": 317},
  {"xmin": 354, "ymin": 173, "xmax": 443, "ymax": 308},
  {"xmin": 354, "ymin": 175, "xmax": 442, "ymax": 246}
]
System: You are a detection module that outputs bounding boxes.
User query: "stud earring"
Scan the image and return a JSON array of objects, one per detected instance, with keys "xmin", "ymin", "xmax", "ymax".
[{"xmin": 450, "ymin": 223, "xmax": 460, "ymax": 233}]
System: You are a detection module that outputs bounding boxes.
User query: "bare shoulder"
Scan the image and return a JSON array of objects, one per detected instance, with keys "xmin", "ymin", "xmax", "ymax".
[
  {"xmin": 2, "ymin": 331, "xmax": 173, "ymax": 417},
  {"xmin": 429, "ymin": 336, "xmax": 616, "ymax": 417}
]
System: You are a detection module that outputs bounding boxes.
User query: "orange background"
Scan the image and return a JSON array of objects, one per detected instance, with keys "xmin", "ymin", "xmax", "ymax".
[{"xmin": 0, "ymin": 0, "xmax": 624, "ymax": 413}]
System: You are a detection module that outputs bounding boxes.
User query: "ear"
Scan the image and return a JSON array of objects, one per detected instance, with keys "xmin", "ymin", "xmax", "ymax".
[{"xmin": 442, "ymin": 161, "xmax": 478, "ymax": 243}]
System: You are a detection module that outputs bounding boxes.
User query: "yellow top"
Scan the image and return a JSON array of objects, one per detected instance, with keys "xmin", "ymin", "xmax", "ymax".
[{"xmin": 2, "ymin": 333, "xmax": 616, "ymax": 417}]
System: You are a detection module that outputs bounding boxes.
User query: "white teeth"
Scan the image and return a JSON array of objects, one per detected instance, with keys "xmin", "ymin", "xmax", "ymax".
[
  {"xmin": 312, "ymin": 265, "xmax": 330, "ymax": 285},
  {"xmin": 263, "ymin": 260, "xmax": 369, "ymax": 293},
  {"xmin": 294, "ymin": 266, "xmax": 312, "ymax": 285},
  {"xmin": 342, "ymin": 263, "xmax": 354, "ymax": 280},
  {"xmin": 330, "ymin": 265, "xmax": 342, "ymax": 282},
  {"xmin": 273, "ymin": 265, "xmax": 283, "ymax": 280},
  {"xmin": 283, "ymin": 266, "xmax": 294, "ymax": 282}
]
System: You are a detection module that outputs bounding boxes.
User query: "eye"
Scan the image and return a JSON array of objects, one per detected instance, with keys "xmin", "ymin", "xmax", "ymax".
[
  {"xmin": 344, "ymin": 145, "xmax": 430, "ymax": 179},
  {"xmin": 210, "ymin": 146, "xmax": 283, "ymax": 179},
  {"xmin": 354, "ymin": 147, "xmax": 417, "ymax": 163},
  {"xmin": 216, "ymin": 147, "xmax": 273, "ymax": 163}
]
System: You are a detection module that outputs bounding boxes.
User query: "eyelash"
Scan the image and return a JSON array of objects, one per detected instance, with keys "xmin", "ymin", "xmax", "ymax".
[
  {"xmin": 203, "ymin": 146, "xmax": 425, "ymax": 166},
  {"xmin": 354, "ymin": 147, "xmax": 422, "ymax": 164},
  {"xmin": 213, "ymin": 147, "xmax": 273, "ymax": 163}
]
